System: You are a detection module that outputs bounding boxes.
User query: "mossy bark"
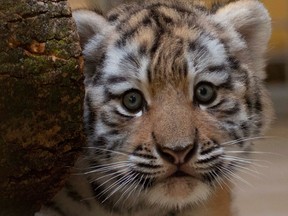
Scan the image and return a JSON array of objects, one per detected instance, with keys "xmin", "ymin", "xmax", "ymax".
[{"xmin": 0, "ymin": 0, "xmax": 84, "ymax": 215}]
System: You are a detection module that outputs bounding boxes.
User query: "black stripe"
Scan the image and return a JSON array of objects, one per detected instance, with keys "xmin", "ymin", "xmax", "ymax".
[
  {"xmin": 200, "ymin": 146, "xmax": 220, "ymax": 155},
  {"xmin": 222, "ymin": 103, "xmax": 240, "ymax": 115},
  {"xmin": 93, "ymin": 136, "xmax": 108, "ymax": 147},
  {"xmin": 139, "ymin": 42, "xmax": 149, "ymax": 56},
  {"xmin": 116, "ymin": 3, "xmax": 193, "ymax": 26},
  {"xmin": 65, "ymin": 184, "xmax": 91, "ymax": 209},
  {"xmin": 194, "ymin": 5, "xmax": 208, "ymax": 12},
  {"xmin": 152, "ymin": 3, "xmax": 194, "ymax": 15},
  {"xmin": 147, "ymin": 68, "xmax": 152, "ymax": 83},
  {"xmin": 182, "ymin": 59, "xmax": 188, "ymax": 77},
  {"xmin": 227, "ymin": 56, "xmax": 240, "ymax": 70},
  {"xmin": 208, "ymin": 99, "xmax": 227, "ymax": 110},
  {"xmin": 106, "ymin": 76, "xmax": 128, "ymax": 84},
  {"xmin": 45, "ymin": 201, "xmax": 66, "ymax": 216},
  {"xmin": 103, "ymin": 89, "xmax": 121, "ymax": 103},
  {"xmin": 116, "ymin": 26, "xmax": 140, "ymax": 47},
  {"xmin": 240, "ymin": 121, "xmax": 250, "ymax": 138},
  {"xmin": 86, "ymin": 48, "xmax": 106, "ymax": 86},
  {"xmin": 142, "ymin": 16, "xmax": 153, "ymax": 26},
  {"xmin": 161, "ymin": 14, "xmax": 174, "ymax": 25},
  {"xmin": 245, "ymin": 94, "xmax": 253, "ymax": 113},
  {"xmin": 208, "ymin": 64, "xmax": 226, "ymax": 72},
  {"xmin": 189, "ymin": 41, "xmax": 197, "ymax": 51},
  {"xmin": 254, "ymin": 93, "xmax": 263, "ymax": 112},
  {"xmin": 228, "ymin": 128, "xmax": 244, "ymax": 146},
  {"xmin": 217, "ymin": 75, "xmax": 233, "ymax": 90},
  {"xmin": 102, "ymin": 129, "xmax": 121, "ymax": 137},
  {"xmin": 101, "ymin": 113, "xmax": 118, "ymax": 128},
  {"xmin": 90, "ymin": 182, "xmax": 116, "ymax": 210},
  {"xmin": 132, "ymin": 153, "xmax": 157, "ymax": 160},
  {"xmin": 84, "ymin": 95, "xmax": 97, "ymax": 135},
  {"xmin": 107, "ymin": 13, "xmax": 119, "ymax": 22},
  {"xmin": 137, "ymin": 163, "xmax": 162, "ymax": 169}
]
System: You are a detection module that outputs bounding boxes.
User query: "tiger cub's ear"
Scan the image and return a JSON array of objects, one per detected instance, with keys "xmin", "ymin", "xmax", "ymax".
[
  {"xmin": 214, "ymin": 0, "xmax": 271, "ymax": 75},
  {"xmin": 72, "ymin": 10, "xmax": 111, "ymax": 47}
]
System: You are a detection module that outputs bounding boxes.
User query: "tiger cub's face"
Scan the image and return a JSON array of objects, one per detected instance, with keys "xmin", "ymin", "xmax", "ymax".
[{"xmin": 73, "ymin": 0, "xmax": 273, "ymax": 211}]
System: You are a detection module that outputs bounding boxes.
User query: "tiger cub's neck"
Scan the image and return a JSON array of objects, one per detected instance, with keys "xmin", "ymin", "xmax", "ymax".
[{"xmin": 93, "ymin": 184, "xmax": 233, "ymax": 216}]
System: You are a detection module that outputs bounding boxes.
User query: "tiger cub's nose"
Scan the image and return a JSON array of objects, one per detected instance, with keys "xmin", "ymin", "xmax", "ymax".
[{"xmin": 156, "ymin": 144, "xmax": 197, "ymax": 165}]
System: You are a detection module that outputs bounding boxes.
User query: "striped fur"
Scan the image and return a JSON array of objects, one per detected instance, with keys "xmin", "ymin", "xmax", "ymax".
[{"xmin": 37, "ymin": 1, "xmax": 273, "ymax": 216}]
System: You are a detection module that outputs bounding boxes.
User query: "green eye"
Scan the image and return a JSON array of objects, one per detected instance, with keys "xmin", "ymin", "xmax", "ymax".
[
  {"xmin": 122, "ymin": 89, "xmax": 144, "ymax": 113},
  {"xmin": 195, "ymin": 82, "xmax": 217, "ymax": 104}
]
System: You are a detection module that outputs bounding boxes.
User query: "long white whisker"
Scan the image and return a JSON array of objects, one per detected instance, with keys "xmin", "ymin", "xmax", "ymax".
[
  {"xmin": 103, "ymin": 172, "xmax": 137, "ymax": 204},
  {"xmin": 80, "ymin": 164, "xmax": 130, "ymax": 176},
  {"xmin": 210, "ymin": 170, "xmax": 223, "ymax": 189},
  {"xmin": 118, "ymin": 173, "xmax": 140, "ymax": 207},
  {"xmin": 73, "ymin": 161, "xmax": 131, "ymax": 174},
  {"xmin": 214, "ymin": 165, "xmax": 233, "ymax": 191},
  {"xmin": 225, "ymin": 151, "xmax": 283, "ymax": 156},
  {"xmin": 98, "ymin": 171, "xmax": 134, "ymax": 201},
  {"xmin": 84, "ymin": 147, "xmax": 130, "ymax": 156},
  {"xmin": 221, "ymin": 136, "xmax": 276, "ymax": 147},
  {"xmin": 221, "ymin": 165, "xmax": 253, "ymax": 187},
  {"xmin": 81, "ymin": 171, "xmax": 133, "ymax": 202}
]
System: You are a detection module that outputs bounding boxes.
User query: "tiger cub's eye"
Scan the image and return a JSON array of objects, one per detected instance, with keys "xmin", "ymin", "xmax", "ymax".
[
  {"xmin": 194, "ymin": 82, "xmax": 217, "ymax": 104},
  {"xmin": 122, "ymin": 89, "xmax": 144, "ymax": 113}
]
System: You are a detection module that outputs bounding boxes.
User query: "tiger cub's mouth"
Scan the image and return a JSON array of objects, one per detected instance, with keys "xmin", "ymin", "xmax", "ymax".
[{"xmin": 170, "ymin": 170, "xmax": 190, "ymax": 178}]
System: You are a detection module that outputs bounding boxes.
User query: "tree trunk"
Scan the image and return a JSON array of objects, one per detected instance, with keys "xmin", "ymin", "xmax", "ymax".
[{"xmin": 0, "ymin": 0, "xmax": 84, "ymax": 215}]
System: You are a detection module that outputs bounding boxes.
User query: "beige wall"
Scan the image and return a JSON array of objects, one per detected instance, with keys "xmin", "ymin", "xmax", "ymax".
[{"xmin": 262, "ymin": 0, "xmax": 288, "ymax": 56}]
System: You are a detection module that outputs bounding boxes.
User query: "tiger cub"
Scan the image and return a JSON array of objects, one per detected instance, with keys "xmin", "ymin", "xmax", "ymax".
[{"xmin": 37, "ymin": 0, "xmax": 273, "ymax": 215}]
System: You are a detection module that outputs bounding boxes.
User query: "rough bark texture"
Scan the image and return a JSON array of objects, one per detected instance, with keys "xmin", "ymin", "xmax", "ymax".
[{"xmin": 0, "ymin": 0, "xmax": 84, "ymax": 215}]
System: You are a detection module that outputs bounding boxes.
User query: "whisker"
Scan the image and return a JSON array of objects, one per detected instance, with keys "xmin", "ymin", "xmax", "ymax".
[
  {"xmin": 220, "ymin": 165, "xmax": 253, "ymax": 187},
  {"xmin": 214, "ymin": 165, "xmax": 233, "ymax": 191},
  {"xmin": 73, "ymin": 161, "xmax": 131, "ymax": 171},
  {"xmin": 221, "ymin": 136, "xmax": 276, "ymax": 147},
  {"xmin": 134, "ymin": 174, "xmax": 145, "ymax": 199},
  {"xmin": 120, "ymin": 173, "xmax": 140, "ymax": 206},
  {"xmin": 91, "ymin": 169, "xmax": 129, "ymax": 189},
  {"xmin": 225, "ymin": 150, "xmax": 283, "ymax": 156},
  {"xmin": 98, "ymin": 171, "xmax": 134, "ymax": 201},
  {"xmin": 115, "ymin": 174, "xmax": 137, "ymax": 206},
  {"xmin": 221, "ymin": 155, "xmax": 270, "ymax": 163},
  {"xmin": 83, "ymin": 146, "xmax": 130, "ymax": 156},
  {"xmin": 222, "ymin": 155, "xmax": 271, "ymax": 168},
  {"xmin": 103, "ymin": 172, "xmax": 137, "ymax": 204},
  {"xmin": 78, "ymin": 164, "xmax": 131, "ymax": 176},
  {"xmin": 80, "ymin": 171, "xmax": 133, "ymax": 202},
  {"xmin": 228, "ymin": 162, "xmax": 263, "ymax": 178},
  {"xmin": 210, "ymin": 170, "xmax": 223, "ymax": 189}
]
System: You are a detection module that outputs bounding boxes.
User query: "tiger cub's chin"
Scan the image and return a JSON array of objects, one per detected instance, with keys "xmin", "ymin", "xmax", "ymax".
[{"xmin": 146, "ymin": 177, "xmax": 211, "ymax": 209}]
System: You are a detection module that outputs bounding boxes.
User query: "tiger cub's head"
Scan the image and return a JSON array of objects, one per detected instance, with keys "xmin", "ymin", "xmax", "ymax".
[{"xmin": 73, "ymin": 0, "xmax": 273, "ymax": 211}]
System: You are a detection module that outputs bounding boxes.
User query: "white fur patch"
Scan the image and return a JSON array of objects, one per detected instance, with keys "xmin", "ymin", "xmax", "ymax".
[{"xmin": 146, "ymin": 180, "xmax": 211, "ymax": 210}]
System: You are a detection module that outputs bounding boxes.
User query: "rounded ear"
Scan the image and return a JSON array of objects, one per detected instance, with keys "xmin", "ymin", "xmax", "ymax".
[
  {"xmin": 72, "ymin": 10, "xmax": 110, "ymax": 48},
  {"xmin": 213, "ymin": 0, "xmax": 271, "ymax": 76}
]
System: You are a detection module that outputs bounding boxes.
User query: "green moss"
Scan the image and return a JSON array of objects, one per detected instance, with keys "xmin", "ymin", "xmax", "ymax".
[{"xmin": 22, "ymin": 56, "xmax": 53, "ymax": 74}]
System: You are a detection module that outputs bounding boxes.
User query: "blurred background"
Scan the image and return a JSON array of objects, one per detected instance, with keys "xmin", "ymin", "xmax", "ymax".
[
  {"xmin": 68, "ymin": 0, "xmax": 288, "ymax": 215},
  {"xmin": 234, "ymin": 1, "xmax": 288, "ymax": 216}
]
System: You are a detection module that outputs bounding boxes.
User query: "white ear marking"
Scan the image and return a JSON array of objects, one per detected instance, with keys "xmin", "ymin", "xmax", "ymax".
[
  {"xmin": 72, "ymin": 10, "xmax": 111, "ymax": 47},
  {"xmin": 213, "ymin": 0, "xmax": 271, "ymax": 78}
]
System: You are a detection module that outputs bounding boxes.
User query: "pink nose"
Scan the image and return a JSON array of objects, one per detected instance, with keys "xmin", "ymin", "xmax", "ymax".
[{"xmin": 156, "ymin": 144, "xmax": 197, "ymax": 165}]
